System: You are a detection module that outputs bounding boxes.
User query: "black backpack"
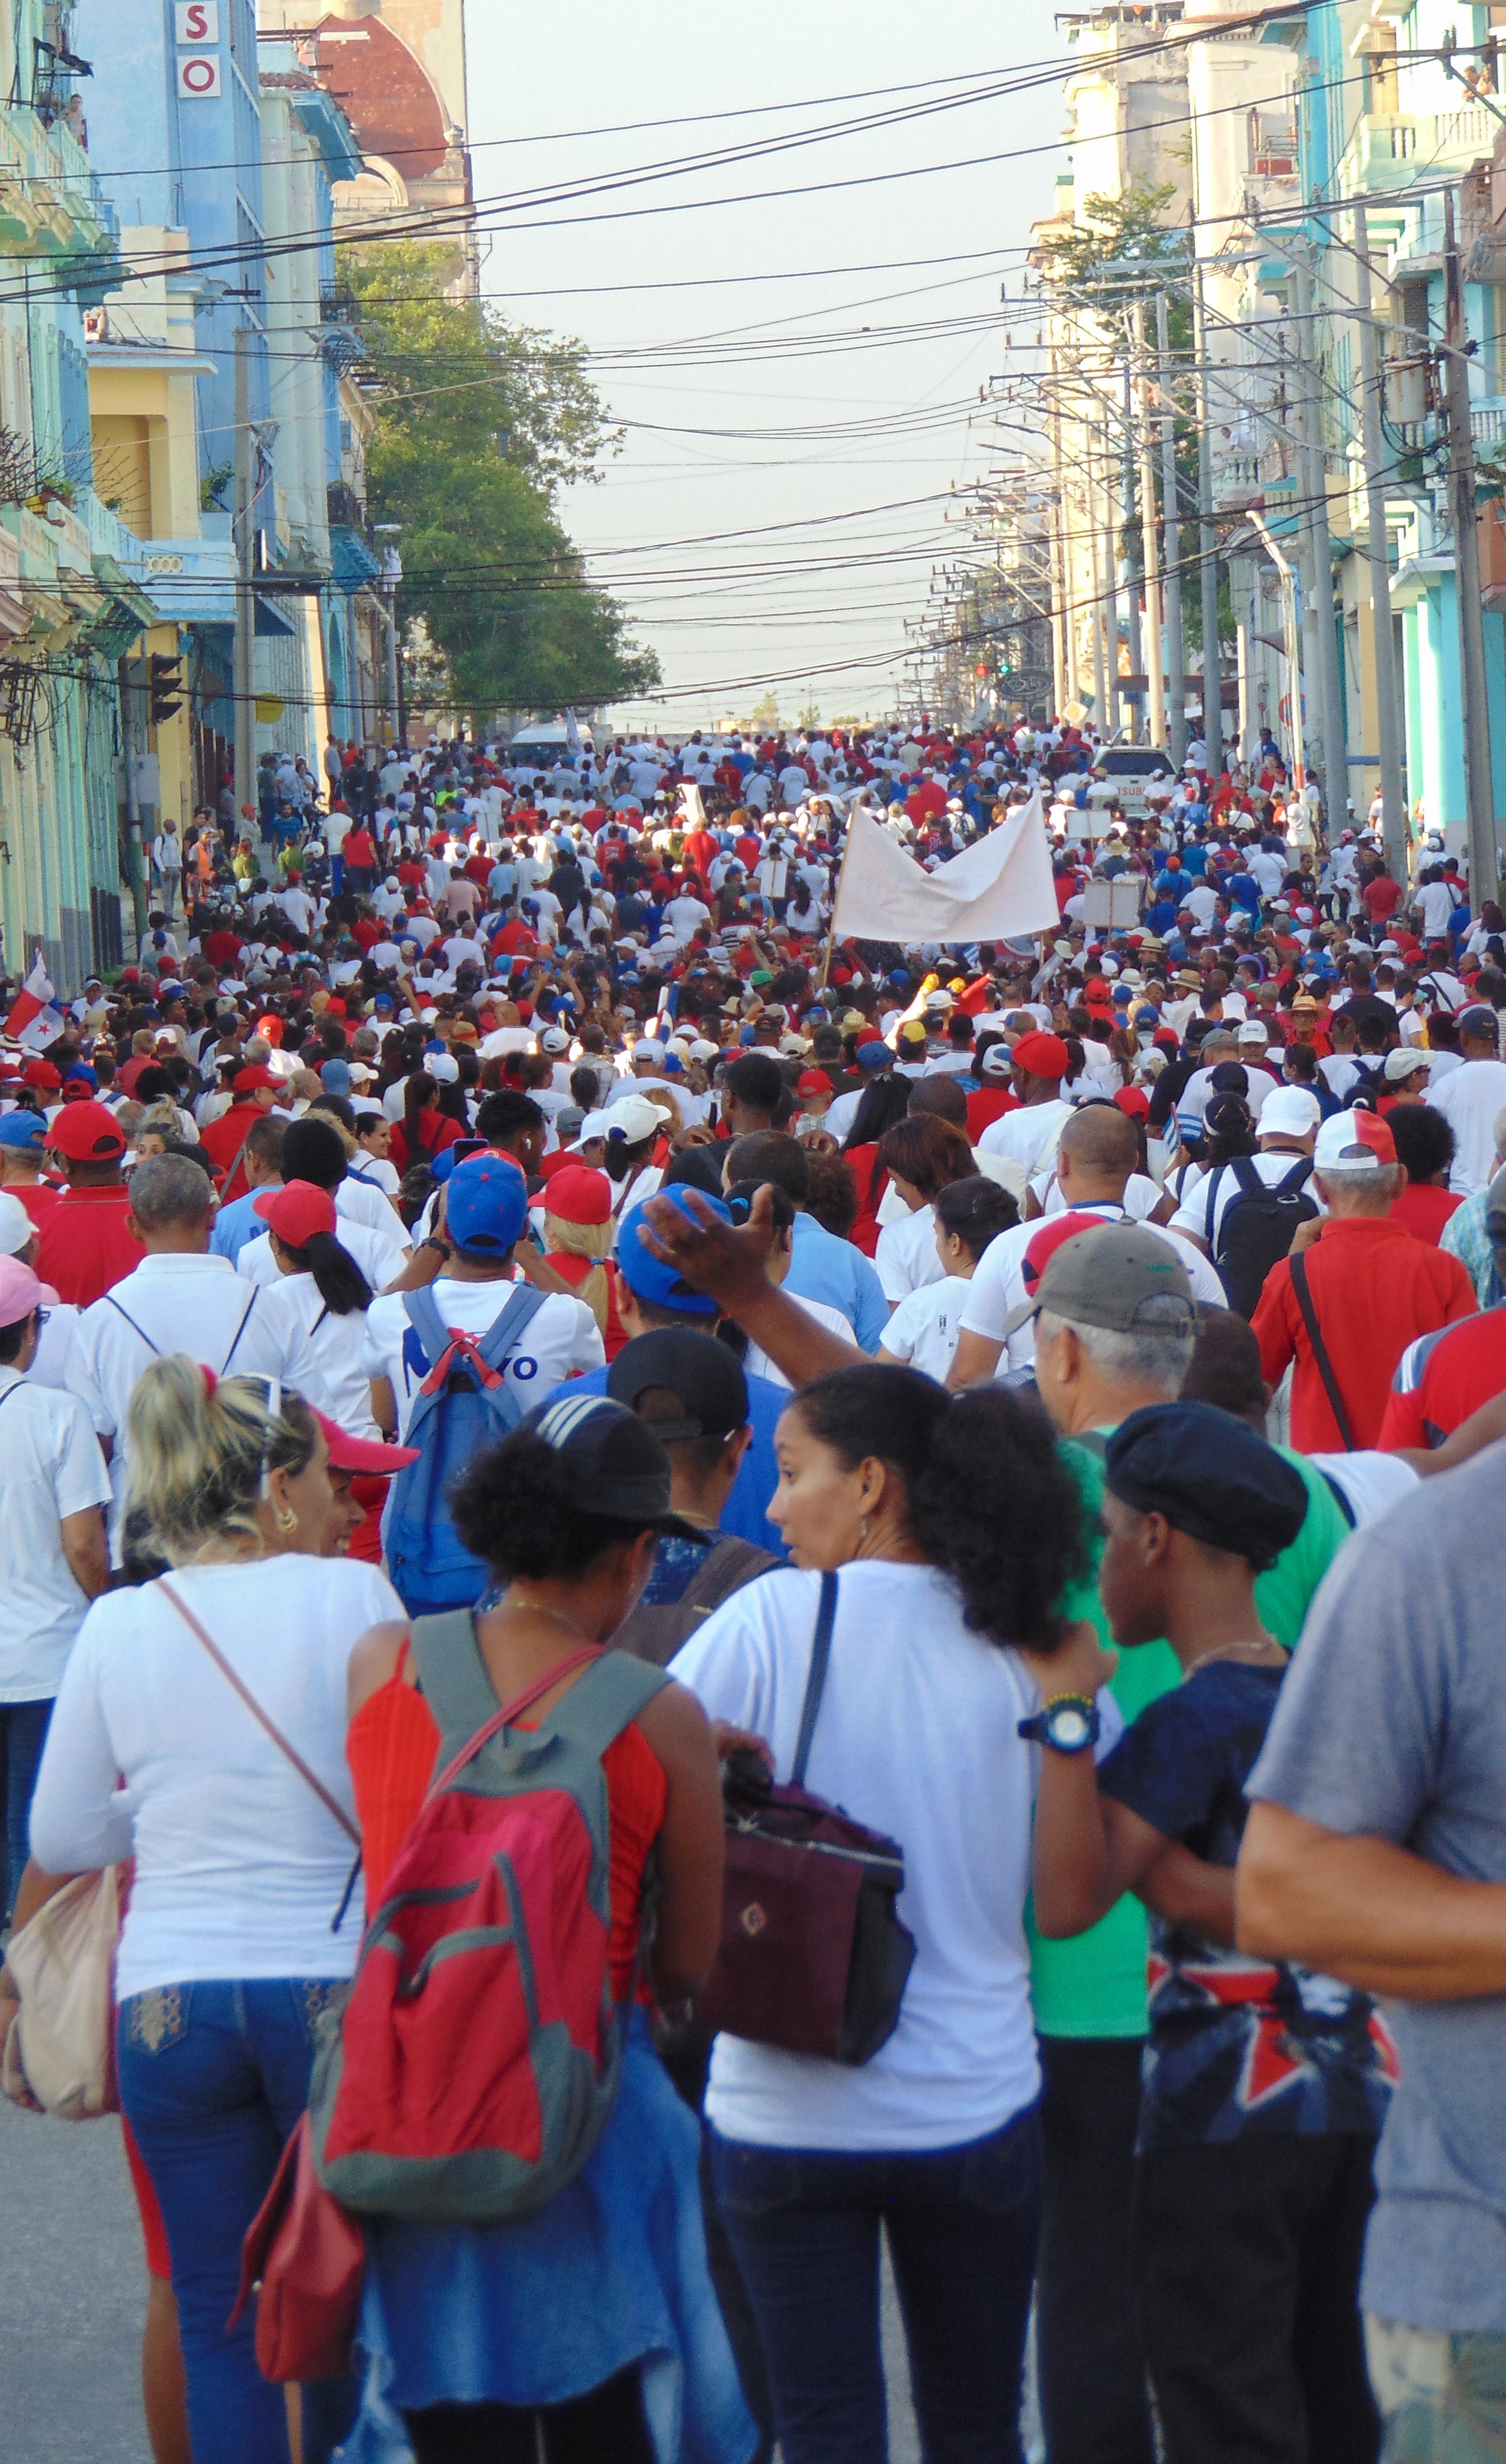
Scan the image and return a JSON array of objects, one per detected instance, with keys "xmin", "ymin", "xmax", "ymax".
[{"xmin": 1207, "ymin": 1153, "xmax": 1318, "ymax": 1318}]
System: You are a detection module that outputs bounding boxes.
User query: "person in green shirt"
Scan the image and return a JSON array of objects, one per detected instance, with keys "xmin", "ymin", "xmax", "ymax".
[{"xmin": 1003, "ymin": 1224, "xmax": 1349, "ymax": 2464}]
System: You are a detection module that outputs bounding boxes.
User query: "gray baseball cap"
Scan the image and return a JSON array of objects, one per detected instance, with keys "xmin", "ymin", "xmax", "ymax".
[{"xmin": 999, "ymin": 1220, "xmax": 1197, "ymax": 1342}]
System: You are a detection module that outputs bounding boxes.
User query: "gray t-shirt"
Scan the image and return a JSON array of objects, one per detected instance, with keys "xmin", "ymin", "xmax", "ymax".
[{"xmin": 1248, "ymin": 1444, "xmax": 1506, "ymax": 2331}]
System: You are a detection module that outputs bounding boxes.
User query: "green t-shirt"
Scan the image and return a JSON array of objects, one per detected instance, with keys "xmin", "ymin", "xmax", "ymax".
[{"xmin": 1026, "ymin": 1432, "xmax": 1350, "ymax": 2041}]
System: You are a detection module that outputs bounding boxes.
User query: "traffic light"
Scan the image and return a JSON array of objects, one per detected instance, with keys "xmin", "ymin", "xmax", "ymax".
[{"xmin": 149, "ymin": 653, "xmax": 184, "ymax": 725}]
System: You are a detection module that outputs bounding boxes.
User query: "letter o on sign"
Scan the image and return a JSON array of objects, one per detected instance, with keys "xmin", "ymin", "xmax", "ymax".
[{"xmin": 177, "ymin": 52, "xmax": 221, "ymax": 96}]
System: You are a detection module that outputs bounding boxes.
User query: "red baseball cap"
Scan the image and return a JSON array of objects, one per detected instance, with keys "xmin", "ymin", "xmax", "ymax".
[
  {"xmin": 1011, "ymin": 1031, "xmax": 1071, "ymax": 1081},
  {"xmin": 232, "ymin": 1065, "xmax": 280, "ymax": 1094},
  {"xmin": 1020, "ymin": 1210, "xmax": 1106, "ymax": 1293},
  {"xmin": 22, "ymin": 1058, "xmax": 60, "ymax": 1090},
  {"xmin": 254, "ymin": 1180, "xmax": 337, "ymax": 1245},
  {"xmin": 46, "ymin": 1100, "xmax": 126, "ymax": 1161},
  {"xmin": 1113, "ymin": 1086, "xmax": 1151, "ymax": 1121},
  {"xmin": 309, "ymin": 1407, "xmax": 418, "ymax": 1476},
  {"xmin": 542, "ymin": 1163, "xmax": 612, "ymax": 1225},
  {"xmin": 796, "ymin": 1069, "xmax": 833, "ymax": 1096}
]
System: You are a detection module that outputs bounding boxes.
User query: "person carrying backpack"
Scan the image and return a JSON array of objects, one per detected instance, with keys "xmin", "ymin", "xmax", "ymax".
[
  {"xmin": 335, "ymin": 1397, "xmax": 752, "ymax": 2464},
  {"xmin": 362, "ymin": 1155, "xmax": 605, "ymax": 1611},
  {"xmin": 1167, "ymin": 1087, "xmax": 1321, "ymax": 1318}
]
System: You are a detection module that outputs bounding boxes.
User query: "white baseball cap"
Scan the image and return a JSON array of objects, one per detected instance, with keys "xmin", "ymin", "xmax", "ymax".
[
  {"xmin": 1258, "ymin": 1087, "xmax": 1321, "ymax": 1138},
  {"xmin": 1313, "ymin": 1109, "xmax": 1396, "ymax": 1172}
]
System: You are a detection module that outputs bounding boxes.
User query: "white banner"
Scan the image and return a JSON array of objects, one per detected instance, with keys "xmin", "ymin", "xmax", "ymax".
[{"xmin": 831, "ymin": 791, "xmax": 1059, "ymax": 945}]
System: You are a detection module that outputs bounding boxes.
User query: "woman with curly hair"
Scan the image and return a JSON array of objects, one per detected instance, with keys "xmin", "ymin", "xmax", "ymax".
[{"xmin": 672, "ymin": 1365, "xmax": 1112, "ymax": 2464}]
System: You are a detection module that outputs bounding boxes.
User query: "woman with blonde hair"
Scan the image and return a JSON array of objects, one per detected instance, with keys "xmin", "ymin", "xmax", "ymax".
[
  {"xmin": 540, "ymin": 1161, "xmax": 626, "ymax": 1357},
  {"xmin": 24, "ymin": 1356, "xmax": 403, "ymax": 2464}
]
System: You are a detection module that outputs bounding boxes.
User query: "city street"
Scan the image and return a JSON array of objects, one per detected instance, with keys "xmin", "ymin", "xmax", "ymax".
[{"xmin": 1, "ymin": 2091, "xmax": 938, "ymax": 2464}]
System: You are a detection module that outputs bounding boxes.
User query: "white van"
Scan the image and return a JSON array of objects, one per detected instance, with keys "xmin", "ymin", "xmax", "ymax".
[{"xmin": 506, "ymin": 721, "xmax": 596, "ymax": 772}]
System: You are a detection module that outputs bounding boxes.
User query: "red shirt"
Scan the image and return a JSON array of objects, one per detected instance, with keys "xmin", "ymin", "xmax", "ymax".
[
  {"xmin": 966, "ymin": 1086, "xmax": 1019, "ymax": 1140},
  {"xmin": 343, "ymin": 829, "xmax": 376, "ymax": 870},
  {"xmin": 200, "ymin": 1100, "xmax": 272, "ymax": 1200},
  {"xmin": 1360, "ymin": 874, "xmax": 1401, "ymax": 923},
  {"xmin": 201, "ymin": 930, "xmax": 243, "ymax": 969},
  {"xmin": 1379, "ymin": 1305, "xmax": 1506, "ymax": 1450},
  {"xmin": 12, "ymin": 1179, "xmax": 61, "ymax": 1228},
  {"xmin": 33, "ymin": 1183, "xmax": 138, "ymax": 1305},
  {"xmin": 1252, "ymin": 1216, "xmax": 1477, "ymax": 1451},
  {"xmin": 1388, "ymin": 1183, "xmax": 1462, "ymax": 1247}
]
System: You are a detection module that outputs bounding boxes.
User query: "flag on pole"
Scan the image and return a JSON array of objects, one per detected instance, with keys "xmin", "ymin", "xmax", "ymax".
[
  {"xmin": 831, "ymin": 791, "xmax": 1059, "ymax": 945},
  {"xmin": 6, "ymin": 952, "xmax": 55, "ymax": 1041},
  {"xmin": 563, "ymin": 707, "xmax": 583, "ymax": 756}
]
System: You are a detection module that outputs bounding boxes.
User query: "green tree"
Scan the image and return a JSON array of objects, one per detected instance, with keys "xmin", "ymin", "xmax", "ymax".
[
  {"xmin": 796, "ymin": 699, "xmax": 821, "ymax": 729},
  {"xmin": 343, "ymin": 243, "xmax": 660, "ymax": 714},
  {"xmin": 748, "ymin": 690, "xmax": 780, "ymax": 731}
]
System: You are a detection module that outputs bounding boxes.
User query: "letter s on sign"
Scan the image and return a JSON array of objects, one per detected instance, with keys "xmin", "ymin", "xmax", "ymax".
[{"xmin": 174, "ymin": 0, "xmax": 219, "ymax": 41}]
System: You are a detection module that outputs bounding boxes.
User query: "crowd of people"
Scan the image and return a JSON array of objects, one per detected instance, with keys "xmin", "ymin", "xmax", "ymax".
[{"xmin": 0, "ymin": 705, "xmax": 1501, "ymax": 2464}]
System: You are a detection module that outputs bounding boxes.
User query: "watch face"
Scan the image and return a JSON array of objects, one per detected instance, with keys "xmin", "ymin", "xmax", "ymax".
[{"xmin": 1048, "ymin": 1704, "xmax": 1092, "ymax": 1750}]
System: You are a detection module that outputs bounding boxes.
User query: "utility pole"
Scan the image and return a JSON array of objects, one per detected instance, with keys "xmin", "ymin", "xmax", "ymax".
[
  {"xmin": 1443, "ymin": 190, "xmax": 1498, "ymax": 903},
  {"xmin": 120, "ymin": 650, "xmax": 146, "ymax": 938},
  {"xmin": 1353, "ymin": 203, "xmax": 1408, "ymax": 878},
  {"xmin": 1135, "ymin": 300, "xmax": 1166, "ymax": 746},
  {"xmin": 1048, "ymin": 349, "xmax": 1072, "ymax": 714},
  {"xmin": 1156, "ymin": 290, "xmax": 1186, "ymax": 767},
  {"xmin": 1101, "ymin": 413, "xmax": 1121, "ymax": 738},
  {"xmin": 1122, "ymin": 363, "xmax": 1143, "ymax": 740},
  {"xmin": 1085, "ymin": 422, "xmax": 1107, "ymax": 732},
  {"xmin": 1193, "ymin": 262, "xmax": 1223, "ymax": 779},
  {"xmin": 233, "ymin": 328, "xmax": 254, "ymax": 831},
  {"xmin": 1291, "ymin": 250, "xmax": 1349, "ymax": 834}
]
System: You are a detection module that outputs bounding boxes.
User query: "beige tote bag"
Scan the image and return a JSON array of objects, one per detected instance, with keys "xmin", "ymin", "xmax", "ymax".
[{"xmin": 2, "ymin": 1865, "xmax": 121, "ymax": 2120}]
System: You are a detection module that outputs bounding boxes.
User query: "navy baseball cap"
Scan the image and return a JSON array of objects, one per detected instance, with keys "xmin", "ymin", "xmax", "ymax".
[
  {"xmin": 615, "ymin": 1188, "xmax": 730, "ymax": 1317},
  {"xmin": 519, "ymin": 1391, "xmax": 703, "ymax": 1536},
  {"xmin": 444, "ymin": 1153, "xmax": 529, "ymax": 1255}
]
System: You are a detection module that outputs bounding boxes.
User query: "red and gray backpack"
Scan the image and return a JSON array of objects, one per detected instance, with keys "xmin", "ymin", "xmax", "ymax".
[{"xmin": 310, "ymin": 1611, "xmax": 666, "ymax": 2223}]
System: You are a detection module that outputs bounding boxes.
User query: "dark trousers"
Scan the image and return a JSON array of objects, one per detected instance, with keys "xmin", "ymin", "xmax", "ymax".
[
  {"xmin": 709, "ymin": 2107, "xmax": 1041, "ymax": 2464},
  {"xmin": 1036, "ymin": 2035, "xmax": 1155, "ymax": 2464},
  {"xmin": 403, "ymin": 2368, "xmax": 654, "ymax": 2462},
  {"xmin": 659, "ymin": 2023, "xmax": 775, "ymax": 2463},
  {"xmin": 0, "ymin": 1696, "xmax": 52, "ymax": 1920},
  {"xmin": 1134, "ymin": 2131, "xmax": 1381, "ymax": 2464}
]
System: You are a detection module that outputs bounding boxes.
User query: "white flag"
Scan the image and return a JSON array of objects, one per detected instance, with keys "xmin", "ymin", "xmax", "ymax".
[{"xmin": 832, "ymin": 791, "xmax": 1059, "ymax": 945}]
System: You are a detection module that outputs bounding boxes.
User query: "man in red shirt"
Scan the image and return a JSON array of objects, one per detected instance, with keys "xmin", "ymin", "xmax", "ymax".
[
  {"xmin": 1359, "ymin": 864, "xmax": 1402, "ymax": 933},
  {"xmin": 200, "ymin": 922, "xmax": 243, "ymax": 971},
  {"xmin": 199, "ymin": 1067, "xmax": 283, "ymax": 1199},
  {"xmin": 1252, "ymin": 1109, "xmax": 1476, "ymax": 1450},
  {"xmin": 33, "ymin": 1102, "xmax": 137, "ymax": 1304},
  {"xmin": 1379, "ymin": 1163, "xmax": 1506, "ymax": 1448}
]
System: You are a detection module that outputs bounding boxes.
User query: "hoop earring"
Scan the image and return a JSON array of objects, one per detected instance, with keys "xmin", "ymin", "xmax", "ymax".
[{"xmin": 273, "ymin": 1505, "xmax": 298, "ymax": 1534}]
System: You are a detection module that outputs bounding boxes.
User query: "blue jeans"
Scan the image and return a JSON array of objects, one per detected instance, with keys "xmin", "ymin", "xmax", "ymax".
[
  {"xmin": 2, "ymin": 1695, "xmax": 52, "ymax": 1918},
  {"xmin": 330, "ymin": 852, "xmax": 345, "ymax": 896},
  {"xmin": 117, "ymin": 1978, "xmax": 357, "ymax": 2464},
  {"xmin": 709, "ymin": 2104, "xmax": 1042, "ymax": 2464}
]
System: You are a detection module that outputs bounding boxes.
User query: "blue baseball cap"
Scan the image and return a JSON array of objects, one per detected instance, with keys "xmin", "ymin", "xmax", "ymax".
[
  {"xmin": 615, "ymin": 1188, "xmax": 730, "ymax": 1317},
  {"xmin": 444, "ymin": 1153, "xmax": 529, "ymax": 1255},
  {"xmin": 855, "ymin": 1040, "xmax": 891, "ymax": 1070},
  {"xmin": 320, "ymin": 1058, "xmax": 352, "ymax": 1095},
  {"xmin": 0, "ymin": 1110, "xmax": 46, "ymax": 1148}
]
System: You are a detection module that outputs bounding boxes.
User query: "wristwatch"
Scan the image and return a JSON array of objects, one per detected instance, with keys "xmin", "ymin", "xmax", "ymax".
[{"xmin": 1017, "ymin": 1693, "xmax": 1101, "ymax": 1755}]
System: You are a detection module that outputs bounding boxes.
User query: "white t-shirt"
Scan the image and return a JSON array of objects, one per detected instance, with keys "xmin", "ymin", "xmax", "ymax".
[
  {"xmin": 256, "ymin": 1273, "xmax": 379, "ymax": 1438},
  {"xmin": 29, "ymin": 1556, "xmax": 402, "ymax": 1998},
  {"xmin": 1306, "ymin": 1448, "xmax": 1420, "ymax": 1528},
  {"xmin": 875, "ymin": 1203, "xmax": 945, "ymax": 1304},
  {"xmin": 363, "ymin": 1276, "xmax": 604, "ymax": 1435},
  {"xmin": 1033, "ymin": 1168, "xmax": 1162, "ymax": 1221},
  {"xmin": 671, "ymin": 1560, "xmax": 1119, "ymax": 2150},
  {"xmin": 824, "ymin": 1088, "xmax": 866, "ymax": 1144},
  {"xmin": 742, "ymin": 1293, "xmax": 854, "ymax": 1390},
  {"xmin": 67, "ymin": 1255, "xmax": 327, "ymax": 1556},
  {"xmin": 878, "ymin": 1274, "xmax": 974, "ymax": 1384},
  {"xmin": 1427, "ymin": 1056, "xmax": 1506, "ymax": 1192},
  {"xmin": 0, "ymin": 1366, "xmax": 111, "ymax": 1698},
  {"xmin": 237, "ymin": 1216, "xmax": 405, "ymax": 1298},
  {"xmin": 977, "ymin": 1098, "xmax": 1074, "ymax": 1178},
  {"xmin": 959, "ymin": 1205, "xmax": 1226, "ymax": 1371}
]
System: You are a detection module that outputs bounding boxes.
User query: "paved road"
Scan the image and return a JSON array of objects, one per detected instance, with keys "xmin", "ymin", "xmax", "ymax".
[
  {"xmin": 1, "ymin": 2096, "xmax": 152, "ymax": 2464},
  {"xmin": 0, "ymin": 2089, "xmax": 933, "ymax": 2464}
]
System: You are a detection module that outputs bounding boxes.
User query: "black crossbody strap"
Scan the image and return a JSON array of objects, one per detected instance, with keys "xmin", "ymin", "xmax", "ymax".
[
  {"xmin": 791, "ymin": 1569, "xmax": 839, "ymax": 1790},
  {"xmin": 1289, "ymin": 1251, "xmax": 1356, "ymax": 1452}
]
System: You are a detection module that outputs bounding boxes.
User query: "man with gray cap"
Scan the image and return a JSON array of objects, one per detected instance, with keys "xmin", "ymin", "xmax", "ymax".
[{"xmin": 1425, "ymin": 1004, "xmax": 1506, "ymax": 1191}]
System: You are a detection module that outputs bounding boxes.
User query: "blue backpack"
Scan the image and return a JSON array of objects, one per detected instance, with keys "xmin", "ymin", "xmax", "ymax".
[{"xmin": 385, "ymin": 1283, "xmax": 549, "ymax": 1614}]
